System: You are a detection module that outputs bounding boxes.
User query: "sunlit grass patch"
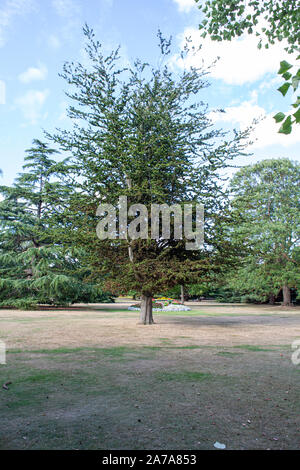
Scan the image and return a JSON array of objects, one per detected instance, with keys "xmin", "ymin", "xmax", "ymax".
[
  {"xmin": 216, "ymin": 351, "xmax": 243, "ymax": 357},
  {"xmin": 233, "ymin": 344, "xmax": 276, "ymax": 352},
  {"xmin": 154, "ymin": 310, "xmax": 206, "ymax": 316},
  {"xmin": 156, "ymin": 370, "xmax": 213, "ymax": 382}
]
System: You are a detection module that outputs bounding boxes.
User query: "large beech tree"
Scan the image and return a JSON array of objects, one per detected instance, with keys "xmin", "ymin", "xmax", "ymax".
[{"xmin": 50, "ymin": 26, "xmax": 250, "ymax": 324}]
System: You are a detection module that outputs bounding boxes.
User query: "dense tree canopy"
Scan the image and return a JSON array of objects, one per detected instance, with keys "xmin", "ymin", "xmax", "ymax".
[{"xmin": 227, "ymin": 158, "xmax": 300, "ymax": 306}]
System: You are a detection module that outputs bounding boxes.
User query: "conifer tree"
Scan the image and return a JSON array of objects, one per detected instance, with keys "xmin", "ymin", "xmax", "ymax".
[{"xmin": 0, "ymin": 139, "xmax": 112, "ymax": 308}]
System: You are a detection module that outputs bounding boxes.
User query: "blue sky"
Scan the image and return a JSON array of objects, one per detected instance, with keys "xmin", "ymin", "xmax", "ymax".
[{"xmin": 1, "ymin": 0, "xmax": 299, "ymax": 186}]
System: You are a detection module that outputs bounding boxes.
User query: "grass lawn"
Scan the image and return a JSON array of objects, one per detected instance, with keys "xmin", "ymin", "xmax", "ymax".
[{"xmin": 0, "ymin": 302, "xmax": 300, "ymax": 450}]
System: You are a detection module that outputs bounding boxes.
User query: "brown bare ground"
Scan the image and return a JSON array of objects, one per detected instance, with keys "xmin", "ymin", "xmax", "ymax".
[
  {"xmin": 0, "ymin": 302, "xmax": 300, "ymax": 450},
  {"xmin": 1, "ymin": 302, "xmax": 300, "ymax": 350}
]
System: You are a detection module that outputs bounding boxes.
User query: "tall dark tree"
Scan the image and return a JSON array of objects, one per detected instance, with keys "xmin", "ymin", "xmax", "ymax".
[
  {"xmin": 0, "ymin": 139, "xmax": 111, "ymax": 309},
  {"xmin": 50, "ymin": 26, "xmax": 251, "ymax": 323}
]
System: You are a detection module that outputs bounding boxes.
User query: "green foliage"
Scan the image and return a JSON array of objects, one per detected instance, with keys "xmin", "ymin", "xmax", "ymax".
[
  {"xmin": 0, "ymin": 140, "xmax": 113, "ymax": 309},
  {"xmin": 197, "ymin": 0, "xmax": 299, "ymax": 52},
  {"xmin": 161, "ymin": 285, "xmax": 182, "ymax": 299},
  {"xmin": 225, "ymin": 158, "xmax": 300, "ymax": 304},
  {"xmin": 49, "ymin": 26, "xmax": 251, "ymax": 300},
  {"xmin": 197, "ymin": 0, "xmax": 300, "ymax": 133},
  {"xmin": 274, "ymin": 58, "xmax": 300, "ymax": 134}
]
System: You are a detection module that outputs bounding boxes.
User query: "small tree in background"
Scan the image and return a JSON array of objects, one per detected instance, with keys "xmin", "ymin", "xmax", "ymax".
[
  {"xmin": 50, "ymin": 26, "xmax": 251, "ymax": 324},
  {"xmin": 0, "ymin": 139, "xmax": 112, "ymax": 309}
]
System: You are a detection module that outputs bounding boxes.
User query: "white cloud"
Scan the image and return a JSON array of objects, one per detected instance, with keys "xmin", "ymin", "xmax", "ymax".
[
  {"xmin": 171, "ymin": 27, "xmax": 294, "ymax": 85},
  {"xmin": 15, "ymin": 89, "xmax": 49, "ymax": 124},
  {"xmin": 0, "ymin": 0, "xmax": 35, "ymax": 47},
  {"xmin": 252, "ymin": 114, "xmax": 300, "ymax": 149},
  {"xmin": 210, "ymin": 95, "xmax": 300, "ymax": 149},
  {"xmin": 172, "ymin": 0, "xmax": 197, "ymax": 13},
  {"xmin": 209, "ymin": 99, "xmax": 264, "ymax": 130},
  {"xmin": 18, "ymin": 64, "xmax": 48, "ymax": 84}
]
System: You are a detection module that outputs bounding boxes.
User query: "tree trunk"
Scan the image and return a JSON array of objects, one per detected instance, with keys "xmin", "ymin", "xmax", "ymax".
[
  {"xmin": 180, "ymin": 285, "xmax": 185, "ymax": 304},
  {"xmin": 268, "ymin": 293, "xmax": 275, "ymax": 305},
  {"xmin": 139, "ymin": 294, "xmax": 154, "ymax": 324},
  {"xmin": 282, "ymin": 285, "xmax": 292, "ymax": 306}
]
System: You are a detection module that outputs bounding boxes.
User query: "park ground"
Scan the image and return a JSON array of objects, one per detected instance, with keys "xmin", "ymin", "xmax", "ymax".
[{"xmin": 0, "ymin": 301, "xmax": 300, "ymax": 450}]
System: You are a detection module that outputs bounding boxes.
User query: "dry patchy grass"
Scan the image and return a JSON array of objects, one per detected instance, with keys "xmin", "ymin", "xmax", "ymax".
[{"xmin": 0, "ymin": 302, "xmax": 299, "ymax": 450}]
